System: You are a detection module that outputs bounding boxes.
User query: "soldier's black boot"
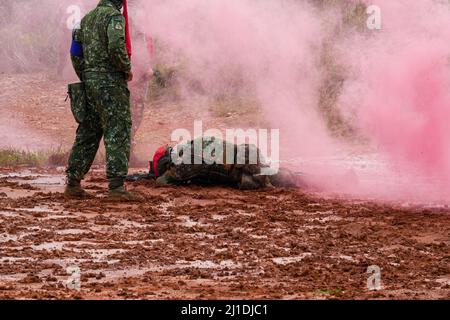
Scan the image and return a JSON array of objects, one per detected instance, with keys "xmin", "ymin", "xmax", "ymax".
[
  {"xmin": 238, "ymin": 174, "xmax": 261, "ymax": 190},
  {"xmin": 64, "ymin": 178, "xmax": 91, "ymax": 199},
  {"xmin": 108, "ymin": 178, "xmax": 142, "ymax": 201},
  {"xmin": 238, "ymin": 173, "xmax": 273, "ymax": 190}
]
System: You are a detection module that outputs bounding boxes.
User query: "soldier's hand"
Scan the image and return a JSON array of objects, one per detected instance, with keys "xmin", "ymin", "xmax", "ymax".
[{"xmin": 127, "ymin": 71, "xmax": 134, "ymax": 82}]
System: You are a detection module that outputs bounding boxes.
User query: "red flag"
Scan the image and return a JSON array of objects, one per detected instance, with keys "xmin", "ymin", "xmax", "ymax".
[{"xmin": 123, "ymin": 0, "xmax": 132, "ymax": 58}]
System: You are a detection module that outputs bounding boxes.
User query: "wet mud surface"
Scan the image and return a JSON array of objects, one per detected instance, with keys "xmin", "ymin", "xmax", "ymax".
[{"xmin": 0, "ymin": 167, "xmax": 449, "ymax": 300}]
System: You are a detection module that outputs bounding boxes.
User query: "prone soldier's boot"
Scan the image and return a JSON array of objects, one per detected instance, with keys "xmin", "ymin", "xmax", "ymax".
[
  {"xmin": 238, "ymin": 173, "xmax": 273, "ymax": 190},
  {"xmin": 64, "ymin": 178, "xmax": 91, "ymax": 199},
  {"xmin": 238, "ymin": 174, "xmax": 261, "ymax": 190},
  {"xmin": 108, "ymin": 178, "xmax": 142, "ymax": 201}
]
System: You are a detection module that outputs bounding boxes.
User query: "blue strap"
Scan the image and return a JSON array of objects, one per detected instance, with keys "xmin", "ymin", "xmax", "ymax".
[
  {"xmin": 70, "ymin": 40, "xmax": 83, "ymax": 57},
  {"xmin": 70, "ymin": 28, "xmax": 83, "ymax": 58}
]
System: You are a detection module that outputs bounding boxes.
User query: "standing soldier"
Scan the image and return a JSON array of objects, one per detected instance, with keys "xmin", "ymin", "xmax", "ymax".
[{"xmin": 65, "ymin": 0, "xmax": 138, "ymax": 200}]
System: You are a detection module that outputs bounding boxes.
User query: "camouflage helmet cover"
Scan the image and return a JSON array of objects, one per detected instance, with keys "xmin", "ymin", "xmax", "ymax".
[{"xmin": 109, "ymin": 0, "xmax": 124, "ymax": 10}]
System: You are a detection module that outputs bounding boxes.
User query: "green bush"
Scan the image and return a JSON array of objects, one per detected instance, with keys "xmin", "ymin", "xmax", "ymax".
[{"xmin": 0, "ymin": 149, "xmax": 48, "ymax": 167}]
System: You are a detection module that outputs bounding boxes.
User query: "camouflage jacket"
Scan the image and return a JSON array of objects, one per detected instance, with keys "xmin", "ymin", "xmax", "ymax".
[{"xmin": 72, "ymin": 0, "xmax": 131, "ymax": 80}]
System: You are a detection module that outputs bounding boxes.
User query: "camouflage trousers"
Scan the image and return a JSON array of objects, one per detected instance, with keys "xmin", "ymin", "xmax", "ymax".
[{"xmin": 66, "ymin": 77, "xmax": 132, "ymax": 182}]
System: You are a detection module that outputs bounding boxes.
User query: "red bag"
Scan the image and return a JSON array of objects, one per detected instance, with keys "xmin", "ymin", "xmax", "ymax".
[{"xmin": 152, "ymin": 145, "xmax": 169, "ymax": 177}]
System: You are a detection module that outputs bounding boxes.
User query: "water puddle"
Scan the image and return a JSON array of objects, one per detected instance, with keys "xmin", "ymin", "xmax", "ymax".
[
  {"xmin": 0, "ymin": 273, "xmax": 28, "ymax": 282},
  {"xmin": 250, "ymin": 234, "xmax": 268, "ymax": 239},
  {"xmin": 212, "ymin": 214, "xmax": 227, "ymax": 221},
  {"xmin": 272, "ymin": 253, "xmax": 312, "ymax": 265},
  {"xmin": 189, "ymin": 232, "xmax": 216, "ymax": 239},
  {"xmin": 98, "ymin": 259, "xmax": 241, "ymax": 282},
  {"xmin": 119, "ymin": 220, "xmax": 148, "ymax": 229},
  {"xmin": 0, "ymin": 233, "xmax": 19, "ymax": 243},
  {"xmin": 55, "ymin": 229, "xmax": 89, "ymax": 235},
  {"xmin": 86, "ymin": 248, "xmax": 126, "ymax": 263},
  {"xmin": 331, "ymin": 254, "xmax": 358, "ymax": 262},
  {"xmin": 32, "ymin": 241, "xmax": 67, "ymax": 251},
  {"xmin": 0, "ymin": 188, "xmax": 37, "ymax": 199},
  {"xmin": 0, "ymin": 210, "xmax": 21, "ymax": 218},
  {"xmin": 308, "ymin": 215, "xmax": 344, "ymax": 223},
  {"xmin": 0, "ymin": 172, "xmax": 42, "ymax": 179},
  {"xmin": 0, "ymin": 257, "xmax": 37, "ymax": 263},
  {"xmin": 28, "ymin": 176, "xmax": 65, "ymax": 186},
  {"xmin": 20, "ymin": 206, "xmax": 60, "ymax": 214},
  {"xmin": 236, "ymin": 210, "xmax": 256, "ymax": 217},
  {"xmin": 157, "ymin": 201, "xmax": 174, "ymax": 216},
  {"xmin": 177, "ymin": 216, "xmax": 210, "ymax": 228},
  {"xmin": 436, "ymin": 277, "xmax": 450, "ymax": 286},
  {"xmin": 175, "ymin": 259, "xmax": 240, "ymax": 269},
  {"xmin": 30, "ymin": 240, "xmax": 100, "ymax": 251},
  {"xmin": 1, "ymin": 173, "xmax": 65, "ymax": 186}
]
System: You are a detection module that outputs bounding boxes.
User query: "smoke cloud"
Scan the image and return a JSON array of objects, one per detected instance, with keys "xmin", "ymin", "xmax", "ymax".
[
  {"xmin": 132, "ymin": 0, "xmax": 341, "ymax": 158},
  {"xmin": 338, "ymin": 0, "xmax": 450, "ymax": 201},
  {"xmin": 2, "ymin": 0, "xmax": 450, "ymax": 202}
]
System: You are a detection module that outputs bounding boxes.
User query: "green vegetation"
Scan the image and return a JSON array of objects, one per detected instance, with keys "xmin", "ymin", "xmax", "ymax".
[
  {"xmin": 0, "ymin": 149, "xmax": 49, "ymax": 167},
  {"xmin": 0, "ymin": 148, "xmax": 105, "ymax": 167}
]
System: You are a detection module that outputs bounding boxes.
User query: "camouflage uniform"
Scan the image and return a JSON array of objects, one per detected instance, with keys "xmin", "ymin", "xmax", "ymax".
[
  {"xmin": 155, "ymin": 137, "xmax": 275, "ymax": 189},
  {"xmin": 66, "ymin": 0, "xmax": 132, "ymax": 189}
]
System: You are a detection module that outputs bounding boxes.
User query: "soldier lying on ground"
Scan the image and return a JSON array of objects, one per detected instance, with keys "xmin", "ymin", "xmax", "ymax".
[{"xmin": 127, "ymin": 136, "xmax": 306, "ymax": 190}]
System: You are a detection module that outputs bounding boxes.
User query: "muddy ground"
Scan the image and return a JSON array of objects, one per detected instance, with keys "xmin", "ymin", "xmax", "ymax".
[
  {"xmin": 0, "ymin": 167, "xmax": 449, "ymax": 300},
  {"xmin": 0, "ymin": 73, "xmax": 449, "ymax": 300}
]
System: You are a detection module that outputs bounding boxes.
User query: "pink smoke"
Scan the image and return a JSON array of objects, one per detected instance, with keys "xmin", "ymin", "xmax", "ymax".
[
  {"xmin": 5, "ymin": 0, "xmax": 447, "ymax": 202},
  {"xmin": 338, "ymin": 0, "xmax": 450, "ymax": 200},
  {"xmin": 134, "ymin": 0, "xmax": 337, "ymax": 160},
  {"xmin": 362, "ymin": 48, "xmax": 450, "ymax": 179},
  {"xmin": 131, "ymin": 0, "xmax": 450, "ymax": 201}
]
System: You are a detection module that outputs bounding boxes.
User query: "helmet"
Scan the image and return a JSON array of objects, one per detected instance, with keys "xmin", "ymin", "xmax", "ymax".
[{"xmin": 110, "ymin": 0, "xmax": 124, "ymax": 10}]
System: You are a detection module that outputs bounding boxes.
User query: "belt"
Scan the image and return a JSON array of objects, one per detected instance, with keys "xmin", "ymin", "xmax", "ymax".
[{"xmin": 82, "ymin": 71, "xmax": 126, "ymax": 81}]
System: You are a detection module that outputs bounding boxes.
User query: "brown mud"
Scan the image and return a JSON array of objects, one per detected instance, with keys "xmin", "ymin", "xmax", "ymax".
[
  {"xmin": 0, "ymin": 74, "xmax": 449, "ymax": 300},
  {"xmin": 0, "ymin": 168, "xmax": 449, "ymax": 300}
]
